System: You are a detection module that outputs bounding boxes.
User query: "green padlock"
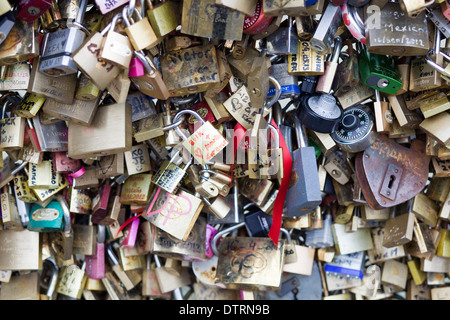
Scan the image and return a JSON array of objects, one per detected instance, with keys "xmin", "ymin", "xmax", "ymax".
[
  {"xmin": 27, "ymin": 201, "xmax": 65, "ymax": 232},
  {"xmin": 358, "ymin": 44, "xmax": 402, "ymax": 95}
]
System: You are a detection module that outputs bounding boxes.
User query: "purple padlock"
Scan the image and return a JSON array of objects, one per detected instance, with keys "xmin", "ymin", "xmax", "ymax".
[
  {"xmin": 86, "ymin": 225, "xmax": 106, "ymax": 280},
  {"xmin": 128, "ymin": 56, "xmax": 145, "ymax": 78},
  {"xmin": 205, "ymin": 224, "xmax": 218, "ymax": 259},
  {"xmin": 121, "ymin": 215, "xmax": 140, "ymax": 248}
]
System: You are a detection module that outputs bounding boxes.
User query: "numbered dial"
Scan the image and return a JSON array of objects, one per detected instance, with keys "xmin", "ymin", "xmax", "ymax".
[
  {"xmin": 331, "ymin": 105, "xmax": 377, "ymax": 153},
  {"xmin": 298, "ymin": 94, "xmax": 343, "ymax": 133}
]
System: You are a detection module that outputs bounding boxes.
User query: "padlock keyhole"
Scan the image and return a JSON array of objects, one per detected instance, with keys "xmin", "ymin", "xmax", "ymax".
[{"xmin": 388, "ymin": 175, "xmax": 396, "ymax": 189}]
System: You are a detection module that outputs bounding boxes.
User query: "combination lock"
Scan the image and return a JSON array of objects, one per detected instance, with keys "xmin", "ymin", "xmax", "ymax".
[
  {"xmin": 297, "ymin": 93, "xmax": 343, "ymax": 133},
  {"xmin": 331, "ymin": 104, "xmax": 377, "ymax": 153}
]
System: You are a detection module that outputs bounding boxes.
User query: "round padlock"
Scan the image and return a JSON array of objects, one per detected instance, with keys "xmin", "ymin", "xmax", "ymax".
[{"xmin": 243, "ymin": 0, "xmax": 273, "ymax": 35}]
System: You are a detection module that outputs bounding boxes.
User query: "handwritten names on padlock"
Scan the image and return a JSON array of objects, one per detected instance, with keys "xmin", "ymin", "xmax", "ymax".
[
  {"xmin": 182, "ymin": 121, "xmax": 228, "ymax": 165},
  {"xmin": 124, "ymin": 144, "xmax": 152, "ymax": 175},
  {"xmin": 120, "ymin": 174, "xmax": 153, "ymax": 205}
]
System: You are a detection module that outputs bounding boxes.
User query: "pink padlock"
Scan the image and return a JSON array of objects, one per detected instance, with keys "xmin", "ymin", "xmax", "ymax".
[
  {"xmin": 121, "ymin": 215, "xmax": 140, "ymax": 248},
  {"xmin": 205, "ymin": 224, "xmax": 218, "ymax": 259},
  {"xmin": 128, "ymin": 56, "xmax": 145, "ymax": 78},
  {"xmin": 86, "ymin": 225, "xmax": 106, "ymax": 280}
]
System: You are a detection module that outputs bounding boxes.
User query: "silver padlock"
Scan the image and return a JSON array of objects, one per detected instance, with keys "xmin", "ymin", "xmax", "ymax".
[{"xmin": 39, "ymin": 0, "xmax": 89, "ymax": 77}]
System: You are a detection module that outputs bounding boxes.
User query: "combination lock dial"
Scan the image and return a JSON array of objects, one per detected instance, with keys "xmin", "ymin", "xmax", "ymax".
[
  {"xmin": 331, "ymin": 104, "xmax": 377, "ymax": 153},
  {"xmin": 298, "ymin": 93, "xmax": 343, "ymax": 133}
]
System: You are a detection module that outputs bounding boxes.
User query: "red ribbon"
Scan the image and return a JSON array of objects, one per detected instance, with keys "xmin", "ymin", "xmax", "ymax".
[
  {"xmin": 267, "ymin": 120, "xmax": 292, "ymax": 246},
  {"xmin": 231, "ymin": 120, "xmax": 292, "ymax": 246}
]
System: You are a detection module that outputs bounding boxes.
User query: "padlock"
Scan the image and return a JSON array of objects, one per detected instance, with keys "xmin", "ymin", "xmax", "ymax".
[
  {"xmin": 145, "ymin": 187, "xmax": 204, "ymax": 241},
  {"xmin": 295, "ymin": 15, "xmax": 315, "ymax": 41},
  {"xmin": 243, "ymin": 0, "xmax": 273, "ymax": 36},
  {"xmin": 410, "ymin": 29, "xmax": 443, "ymax": 92},
  {"xmin": 152, "ymin": 153, "xmax": 192, "ymax": 194},
  {"xmin": 1, "ymin": 184, "xmax": 24, "ymax": 231},
  {"xmin": 14, "ymin": 93, "xmax": 45, "ymax": 119},
  {"xmin": 331, "ymin": 104, "xmax": 377, "ymax": 153},
  {"xmin": 146, "ymin": 0, "xmax": 179, "ymax": 37},
  {"xmin": 121, "ymin": 213, "xmax": 140, "ymax": 249},
  {"xmin": 373, "ymin": 90, "xmax": 393, "ymax": 134},
  {"xmin": 298, "ymin": 93, "xmax": 343, "ymax": 134},
  {"xmin": 160, "ymin": 44, "xmax": 220, "ymax": 97},
  {"xmin": 310, "ymin": 2, "xmax": 342, "ymax": 55},
  {"xmin": 153, "ymin": 255, "xmax": 191, "ymax": 294},
  {"xmin": 419, "ymin": 111, "xmax": 450, "ymax": 147},
  {"xmin": 56, "ymin": 262, "xmax": 87, "ymax": 300},
  {"xmin": 100, "ymin": 13, "xmax": 133, "ymax": 69},
  {"xmin": 181, "ymin": 0, "xmax": 245, "ymax": 41},
  {"xmin": 201, "ymin": 195, "xmax": 231, "ymax": 220},
  {"xmin": 85, "ymin": 225, "xmax": 106, "ymax": 280},
  {"xmin": 0, "ymin": 19, "xmax": 38, "ymax": 65},
  {"xmin": 288, "ymin": 41, "xmax": 325, "ymax": 76},
  {"xmin": 105, "ymin": 244, "xmax": 142, "ymax": 291},
  {"xmin": 72, "ymin": 223, "xmax": 96, "ymax": 255},
  {"xmin": 400, "ymin": 0, "xmax": 435, "ymax": 18},
  {"xmin": 91, "ymin": 180, "xmax": 112, "ymax": 224},
  {"xmin": 332, "ymin": 40, "xmax": 360, "ymax": 95},
  {"xmin": 265, "ymin": 16, "xmax": 299, "ymax": 56},
  {"xmin": 142, "ymin": 255, "xmax": 172, "ymax": 298},
  {"xmin": 381, "ymin": 259, "xmax": 408, "ymax": 292},
  {"xmin": 149, "ymin": 215, "xmax": 207, "ymax": 261},
  {"xmin": 28, "ymin": 199, "xmax": 65, "ymax": 232},
  {"xmin": 285, "ymin": 113, "xmax": 322, "ymax": 217},
  {"xmin": 316, "ymin": 36, "xmax": 343, "ymax": 94},
  {"xmin": 130, "ymin": 51, "xmax": 171, "ymax": 100},
  {"xmin": 69, "ymin": 187, "xmax": 92, "ymax": 215},
  {"xmin": 39, "ymin": 0, "xmax": 88, "ymax": 77},
  {"xmin": 358, "ymin": 44, "xmax": 403, "ymax": 95},
  {"xmin": 216, "ymin": 235, "xmax": 284, "ymax": 290},
  {"xmin": 263, "ymin": 0, "xmax": 314, "ymax": 16},
  {"xmin": 68, "ymin": 103, "xmax": 132, "ymax": 159},
  {"xmin": 17, "ymin": 0, "xmax": 51, "ymax": 22},
  {"xmin": 27, "ymin": 58, "xmax": 77, "ymax": 105},
  {"xmin": 46, "ymin": 195, "xmax": 73, "ymax": 261},
  {"xmin": 331, "ymin": 222, "xmax": 373, "ymax": 255},
  {"xmin": 122, "ymin": 5, "xmax": 159, "ymax": 51},
  {"xmin": 13, "ymin": 172, "xmax": 37, "ymax": 203},
  {"xmin": 0, "ymin": 11, "xmax": 15, "ymax": 46},
  {"xmin": 0, "ymin": 272, "xmax": 40, "ymax": 300},
  {"xmin": 75, "ymin": 73, "xmax": 100, "ymax": 101},
  {"xmin": 40, "ymin": 258, "xmax": 59, "ymax": 300},
  {"xmin": 269, "ymin": 58, "xmax": 300, "ymax": 100},
  {"xmin": 358, "ymin": 2, "xmax": 430, "ymax": 57},
  {"xmin": 72, "ymin": 23, "xmax": 121, "ymax": 91}
]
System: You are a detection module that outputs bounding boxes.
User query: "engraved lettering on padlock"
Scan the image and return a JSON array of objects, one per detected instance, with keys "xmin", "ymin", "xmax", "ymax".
[{"xmin": 31, "ymin": 208, "xmax": 59, "ymax": 221}]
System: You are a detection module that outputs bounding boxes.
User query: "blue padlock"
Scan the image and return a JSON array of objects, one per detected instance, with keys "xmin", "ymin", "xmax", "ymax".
[{"xmin": 27, "ymin": 200, "xmax": 65, "ymax": 232}]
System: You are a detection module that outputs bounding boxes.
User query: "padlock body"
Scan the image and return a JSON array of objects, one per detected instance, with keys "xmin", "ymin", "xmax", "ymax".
[
  {"xmin": 285, "ymin": 147, "xmax": 322, "ymax": 217},
  {"xmin": 27, "ymin": 201, "xmax": 64, "ymax": 232},
  {"xmin": 86, "ymin": 243, "xmax": 105, "ymax": 280},
  {"xmin": 40, "ymin": 28, "xmax": 86, "ymax": 77},
  {"xmin": 358, "ymin": 48, "xmax": 402, "ymax": 95},
  {"xmin": 147, "ymin": 1, "xmax": 179, "ymax": 37}
]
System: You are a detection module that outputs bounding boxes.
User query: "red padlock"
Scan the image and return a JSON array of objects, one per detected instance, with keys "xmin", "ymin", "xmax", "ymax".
[
  {"xmin": 17, "ymin": 0, "xmax": 52, "ymax": 22},
  {"xmin": 243, "ymin": 0, "xmax": 273, "ymax": 35},
  {"xmin": 188, "ymin": 100, "xmax": 217, "ymax": 133}
]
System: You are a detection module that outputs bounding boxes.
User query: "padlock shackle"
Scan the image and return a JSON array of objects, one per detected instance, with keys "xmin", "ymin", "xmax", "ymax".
[
  {"xmin": 342, "ymin": 2, "xmax": 366, "ymax": 43},
  {"xmin": 425, "ymin": 49, "xmax": 446, "ymax": 73},
  {"xmin": 170, "ymin": 94, "xmax": 199, "ymax": 106},
  {"xmin": 55, "ymin": 195, "xmax": 71, "ymax": 232},
  {"xmin": 279, "ymin": 228, "xmax": 291, "ymax": 244},
  {"xmin": 172, "ymin": 109, "xmax": 206, "ymax": 141},
  {"xmin": 330, "ymin": 36, "xmax": 343, "ymax": 63},
  {"xmin": 106, "ymin": 244, "xmax": 120, "ymax": 266},
  {"xmin": 265, "ymin": 76, "xmax": 281, "ymax": 110},
  {"xmin": 97, "ymin": 225, "xmax": 106, "ymax": 243},
  {"xmin": 291, "ymin": 114, "xmax": 308, "ymax": 148},
  {"xmin": 42, "ymin": 258, "xmax": 59, "ymax": 299},
  {"xmin": 211, "ymin": 222, "xmax": 246, "ymax": 256}
]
